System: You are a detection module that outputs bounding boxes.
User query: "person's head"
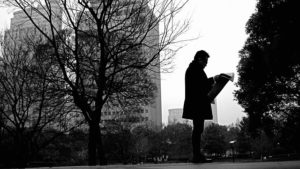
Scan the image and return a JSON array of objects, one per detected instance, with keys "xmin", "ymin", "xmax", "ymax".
[{"xmin": 194, "ymin": 50, "xmax": 209, "ymax": 68}]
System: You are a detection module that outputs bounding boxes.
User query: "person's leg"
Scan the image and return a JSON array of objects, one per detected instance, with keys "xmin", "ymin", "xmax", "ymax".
[{"xmin": 192, "ymin": 119, "xmax": 204, "ymax": 161}]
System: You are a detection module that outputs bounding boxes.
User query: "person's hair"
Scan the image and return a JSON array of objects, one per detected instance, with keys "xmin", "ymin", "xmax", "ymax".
[{"xmin": 194, "ymin": 50, "xmax": 209, "ymax": 60}]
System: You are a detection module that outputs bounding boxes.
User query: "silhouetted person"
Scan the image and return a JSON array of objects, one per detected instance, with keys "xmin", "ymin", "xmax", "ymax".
[{"xmin": 182, "ymin": 50, "xmax": 219, "ymax": 163}]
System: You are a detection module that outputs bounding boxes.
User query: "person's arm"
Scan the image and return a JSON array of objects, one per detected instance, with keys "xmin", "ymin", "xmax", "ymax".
[
  {"xmin": 208, "ymin": 77, "xmax": 215, "ymax": 89},
  {"xmin": 207, "ymin": 76, "xmax": 217, "ymax": 103}
]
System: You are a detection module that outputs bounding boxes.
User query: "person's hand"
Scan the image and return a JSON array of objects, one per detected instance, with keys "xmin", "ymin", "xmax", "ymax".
[{"xmin": 213, "ymin": 74, "xmax": 221, "ymax": 82}]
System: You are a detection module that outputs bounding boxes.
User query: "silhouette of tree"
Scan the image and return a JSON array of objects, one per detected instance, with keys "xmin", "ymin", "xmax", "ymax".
[
  {"xmin": 0, "ymin": 32, "xmax": 80, "ymax": 167},
  {"xmin": 102, "ymin": 121, "xmax": 134, "ymax": 164},
  {"xmin": 236, "ymin": 117, "xmax": 252, "ymax": 155},
  {"xmin": 1, "ymin": 0, "xmax": 190, "ymax": 165},
  {"xmin": 161, "ymin": 123, "xmax": 192, "ymax": 160},
  {"xmin": 201, "ymin": 123, "xmax": 227, "ymax": 156},
  {"xmin": 235, "ymin": 0, "xmax": 300, "ymax": 138}
]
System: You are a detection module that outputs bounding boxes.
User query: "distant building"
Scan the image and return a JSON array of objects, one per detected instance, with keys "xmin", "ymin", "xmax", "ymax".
[
  {"xmin": 211, "ymin": 100, "xmax": 218, "ymax": 124},
  {"xmin": 168, "ymin": 108, "xmax": 192, "ymax": 125},
  {"xmin": 168, "ymin": 100, "xmax": 218, "ymax": 127}
]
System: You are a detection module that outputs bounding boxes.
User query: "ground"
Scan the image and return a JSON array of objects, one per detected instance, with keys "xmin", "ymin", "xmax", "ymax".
[{"xmin": 27, "ymin": 160, "xmax": 300, "ymax": 169}]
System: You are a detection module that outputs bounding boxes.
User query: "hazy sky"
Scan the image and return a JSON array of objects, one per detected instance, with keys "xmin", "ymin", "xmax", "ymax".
[
  {"xmin": 0, "ymin": 0, "xmax": 257, "ymax": 126},
  {"xmin": 161, "ymin": 0, "xmax": 257, "ymax": 125}
]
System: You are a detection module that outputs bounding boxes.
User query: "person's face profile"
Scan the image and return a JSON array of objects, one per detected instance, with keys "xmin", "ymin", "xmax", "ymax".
[{"xmin": 197, "ymin": 56, "xmax": 208, "ymax": 67}]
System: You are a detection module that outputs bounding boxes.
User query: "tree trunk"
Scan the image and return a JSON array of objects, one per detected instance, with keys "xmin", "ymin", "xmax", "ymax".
[
  {"xmin": 88, "ymin": 122, "xmax": 97, "ymax": 165},
  {"xmin": 96, "ymin": 123, "xmax": 107, "ymax": 165},
  {"xmin": 15, "ymin": 135, "xmax": 29, "ymax": 168},
  {"xmin": 88, "ymin": 120, "xmax": 107, "ymax": 165}
]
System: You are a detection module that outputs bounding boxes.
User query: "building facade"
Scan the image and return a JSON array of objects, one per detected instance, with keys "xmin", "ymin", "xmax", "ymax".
[
  {"xmin": 6, "ymin": 0, "xmax": 62, "ymax": 44},
  {"xmin": 85, "ymin": 0, "xmax": 162, "ymax": 128}
]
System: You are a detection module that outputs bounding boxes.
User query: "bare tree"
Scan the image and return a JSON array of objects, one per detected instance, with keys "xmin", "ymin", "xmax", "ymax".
[
  {"xmin": 2, "ymin": 0, "xmax": 189, "ymax": 165},
  {"xmin": 0, "ymin": 31, "xmax": 81, "ymax": 167}
]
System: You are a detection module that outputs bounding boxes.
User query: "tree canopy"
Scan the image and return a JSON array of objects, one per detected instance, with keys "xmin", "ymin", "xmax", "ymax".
[{"xmin": 235, "ymin": 0, "xmax": 300, "ymax": 151}]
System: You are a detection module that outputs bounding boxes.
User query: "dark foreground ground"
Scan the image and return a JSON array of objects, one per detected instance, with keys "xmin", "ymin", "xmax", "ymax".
[{"xmin": 27, "ymin": 160, "xmax": 300, "ymax": 169}]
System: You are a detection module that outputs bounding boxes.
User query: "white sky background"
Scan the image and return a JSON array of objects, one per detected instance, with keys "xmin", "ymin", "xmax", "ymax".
[
  {"xmin": 0, "ymin": 0, "xmax": 257, "ymax": 126},
  {"xmin": 161, "ymin": 0, "xmax": 257, "ymax": 125}
]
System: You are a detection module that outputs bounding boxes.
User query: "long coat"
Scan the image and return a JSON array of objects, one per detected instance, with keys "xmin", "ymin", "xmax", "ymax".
[{"xmin": 182, "ymin": 61, "xmax": 214, "ymax": 120}]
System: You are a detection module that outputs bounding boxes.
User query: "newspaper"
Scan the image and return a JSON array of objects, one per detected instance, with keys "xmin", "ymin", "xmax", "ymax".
[{"xmin": 208, "ymin": 73, "xmax": 234, "ymax": 101}]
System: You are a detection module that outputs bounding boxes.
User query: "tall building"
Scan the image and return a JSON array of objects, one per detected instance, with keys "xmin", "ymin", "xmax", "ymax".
[{"xmin": 86, "ymin": 0, "xmax": 162, "ymax": 128}]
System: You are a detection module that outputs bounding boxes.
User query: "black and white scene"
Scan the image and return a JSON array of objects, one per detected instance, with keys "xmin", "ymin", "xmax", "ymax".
[{"xmin": 0, "ymin": 0, "xmax": 299, "ymax": 168}]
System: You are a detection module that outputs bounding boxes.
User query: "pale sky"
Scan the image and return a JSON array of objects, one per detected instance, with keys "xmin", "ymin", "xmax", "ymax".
[
  {"xmin": 161, "ymin": 0, "xmax": 257, "ymax": 125},
  {"xmin": 0, "ymin": 0, "xmax": 257, "ymax": 126}
]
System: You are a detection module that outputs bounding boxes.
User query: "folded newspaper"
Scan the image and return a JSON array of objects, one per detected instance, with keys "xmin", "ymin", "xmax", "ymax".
[{"xmin": 208, "ymin": 73, "xmax": 234, "ymax": 101}]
